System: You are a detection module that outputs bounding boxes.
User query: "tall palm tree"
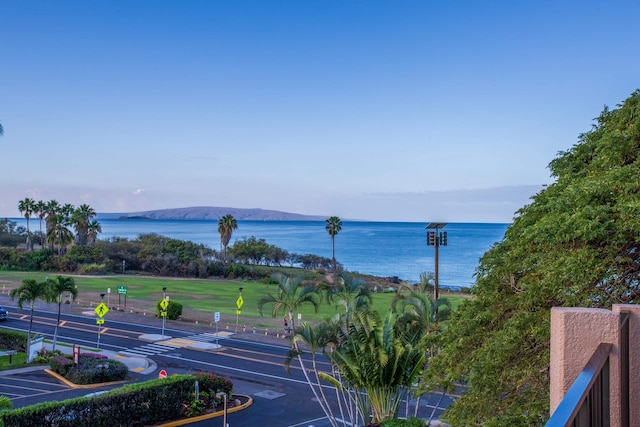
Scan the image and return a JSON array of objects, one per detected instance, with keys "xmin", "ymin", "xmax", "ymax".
[
  {"xmin": 47, "ymin": 213, "xmax": 74, "ymax": 255},
  {"xmin": 18, "ymin": 197, "xmax": 36, "ymax": 251},
  {"xmin": 44, "ymin": 199, "xmax": 60, "ymax": 249},
  {"xmin": 326, "ymin": 271, "xmax": 372, "ymax": 330},
  {"xmin": 217, "ymin": 214, "xmax": 238, "ymax": 262},
  {"xmin": 87, "ymin": 220, "xmax": 102, "ymax": 245},
  {"xmin": 325, "ymin": 216, "xmax": 342, "ymax": 283},
  {"xmin": 35, "ymin": 200, "xmax": 47, "ymax": 247},
  {"xmin": 72, "ymin": 204, "xmax": 96, "ymax": 246},
  {"xmin": 46, "ymin": 276, "xmax": 77, "ymax": 351},
  {"xmin": 257, "ymin": 272, "xmax": 320, "ymax": 330},
  {"xmin": 9, "ymin": 278, "xmax": 49, "ymax": 362}
]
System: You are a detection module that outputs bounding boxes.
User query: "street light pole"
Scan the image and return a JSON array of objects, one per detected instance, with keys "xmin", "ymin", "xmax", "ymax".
[{"xmin": 426, "ymin": 222, "xmax": 448, "ymax": 321}]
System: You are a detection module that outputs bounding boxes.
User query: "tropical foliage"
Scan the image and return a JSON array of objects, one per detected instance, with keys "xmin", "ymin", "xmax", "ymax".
[
  {"xmin": 217, "ymin": 214, "xmax": 238, "ymax": 262},
  {"xmin": 326, "ymin": 271, "xmax": 372, "ymax": 329},
  {"xmin": 422, "ymin": 90, "xmax": 640, "ymax": 425},
  {"xmin": 9, "ymin": 278, "xmax": 49, "ymax": 361},
  {"xmin": 287, "ymin": 310, "xmax": 426, "ymax": 426},
  {"xmin": 45, "ymin": 275, "xmax": 78, "ymax": 351},
  {"xmin": 325, "ymin": 216, "xmax": 342, "ymax": 282},
  {"xmin": 257, "ymin": 272, "xmax": 320, "ymax": 329}
]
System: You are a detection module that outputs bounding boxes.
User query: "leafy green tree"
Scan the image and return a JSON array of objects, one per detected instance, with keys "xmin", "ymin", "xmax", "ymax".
[
  {"xmin": 9, "ymin": 278, "xmax": 49, "ymax": 362},
  {"xmin": 217, "ymin": 214, "xmax": 238, "ymax": 262},
  {"xmin": 18, "ymin": 197, "xmax": 36, "ymax": 251},
  {"xmin": 326, "ymin": 271, "xmax": 372, "ymax": 329},
  {"xmin": 325, "ymin": 216, "xmax": 342, "ymax": 283},
  {"xmin": 257, "ymin": 272, "xmax": 320, "ymax": 329},
  {"xmin": 422, "ymin": 90, "xmax": 640, "ymax": 425},
  {"xmin": 46, "ymin": 275, "xmax": 78, "ymax": 351}
]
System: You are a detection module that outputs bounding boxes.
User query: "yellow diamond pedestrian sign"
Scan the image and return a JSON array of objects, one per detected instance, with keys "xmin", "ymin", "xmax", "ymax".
[
  {"xmin": 96, "ymin": 318, "xmax": 105, "ymax": 325},
  {"xmin": 236, "ymin": 295, "xmax": 244, "ymax": 309},
  {"xmin": 159, "ymin": 298, "xmax": 169, "ymax": 311},
  {"xmin": 95, "ymin": 302, "xmax": 109, "ymax": 318}
]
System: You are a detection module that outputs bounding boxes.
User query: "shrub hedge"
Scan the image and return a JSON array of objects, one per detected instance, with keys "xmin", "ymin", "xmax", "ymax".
[
  {"xmin": 0, "ymin": 372, "xmax": 233, "ymax": 427},
  {"xmin": 50, "ymin": 353, "xmax": 128, "ymax": 385}
]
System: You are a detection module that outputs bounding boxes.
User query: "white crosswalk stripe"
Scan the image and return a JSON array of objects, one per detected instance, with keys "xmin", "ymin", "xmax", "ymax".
[
  {"xmin": 184, "ymin": 333, "xmax": 220, "ymax": 342},
  {"xmin": 120, "ymin": 343, "xmax": 176, "ymax": 356}
]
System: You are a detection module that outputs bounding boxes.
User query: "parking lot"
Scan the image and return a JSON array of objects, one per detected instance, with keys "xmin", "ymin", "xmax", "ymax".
[{"xmin": 0, "ymin": 366, "xmax": 124, "ymax": 409}]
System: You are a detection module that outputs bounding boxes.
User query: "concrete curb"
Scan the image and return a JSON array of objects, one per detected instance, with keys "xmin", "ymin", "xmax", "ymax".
[{"xmin": 154, "ymin": 394, "xmax": 253, "ymax": 427}]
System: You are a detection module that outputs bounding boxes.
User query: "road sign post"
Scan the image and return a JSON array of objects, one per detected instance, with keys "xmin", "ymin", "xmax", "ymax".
[
  {"xmin": 96, "ymin": 293, "xmax": 108, "ymax": 348},
  {"xmin": 214, "ymin": 311, "xmax": 220, "ymax": 346},
  {"xmin": 160, "ymin": 287, "xmax": 168, "ymax": 338},
  {"xmin": 117, "ymin": 285, "xmax": 127, "ymax": 308},
  {"xmin": 235, "ymin": 288, "xmax": 244, "ymax": 334}
]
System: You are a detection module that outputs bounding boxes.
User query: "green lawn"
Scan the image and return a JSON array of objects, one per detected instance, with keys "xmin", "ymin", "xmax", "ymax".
[{"xmin": 0, "ymin": 271, "xmax": 469, "ymax": 327}]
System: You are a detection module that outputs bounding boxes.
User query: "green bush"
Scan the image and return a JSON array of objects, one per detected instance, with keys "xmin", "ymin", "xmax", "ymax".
[
  {"xmin": 0, "ymin": 373, "xmax": 233, "ymax": 427},
  {"xmin": 156, "ymin": 300, "xmax": 183, "ymax": 320},
  {"xmin": 0, "ymin": 329, "xmax": 26, "ymax": 353},
  {"xmin": 224, "ymin": 263, "xmax": 251, "ymax": 279},
  {"xmin": 31, "ymin": 349, "xmax": 62, "ymax": 364},
  {"xmin": 50, "ymin": 353, "xmax": 128, "ymax": 384},
  {"xmin": 382, "ymin": 417, "xmax": 428, "ymax": 426},
  {"xmin": 78, "ymin": 263, "xmax": 108, "ymax": 274}
]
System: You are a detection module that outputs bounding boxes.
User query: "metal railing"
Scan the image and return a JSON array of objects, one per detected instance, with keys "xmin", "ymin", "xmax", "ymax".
[{"xmin": 546, "ymin": 311, "xmax": 630, "ymax": 427}]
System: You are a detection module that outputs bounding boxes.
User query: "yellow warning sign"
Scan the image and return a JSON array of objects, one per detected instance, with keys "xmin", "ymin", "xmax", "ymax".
[
  {"xmin": 236, "ymin": 295, "xmax": 244, "ymax": 309},
  {"xmin": 94, "ymin": 302, "xmax": 109, "ymax": 318}
]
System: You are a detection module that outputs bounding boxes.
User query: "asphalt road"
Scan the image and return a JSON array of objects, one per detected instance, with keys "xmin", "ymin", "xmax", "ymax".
[{"xmin": 0, "ymin": 296, "xmax": 450, "ymax": 426}]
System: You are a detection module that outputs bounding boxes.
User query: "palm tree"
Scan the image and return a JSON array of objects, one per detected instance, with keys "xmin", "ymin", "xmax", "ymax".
[
  {"xmin": 257, "ymin": 272, "xmax": 320, "ymax": 330},
  {"xmin": 326, "ymin": 271, "xmax": 372, "ymax": 330},
  {"xmin": 44, "ymin": 199, "xmax": 60, "ymax": 249},
  {"xmin": 324, "ymin": 311, "xmax": 425, "ymax": 424},
  {"xmin": 18, "ymin": 197, "xmax": 36, "ymax": 251},
  {"xmin": 72, "ymin": 204, "xmax": 96, "ymax": 246},
  {"xmin": 285, "ymin": 318, "xmax": 347, "ymax": 427},
  {"xmin": 47, "ymin": 212, "xmax": 74, "ymax": 255},
  {"xmin": 35, "ymin": 200, "xmax": 47, "ymax": 247},
  {"xmin": 87, "ymin": 220, "xmax": 102, "ymax": 245},
  {"xmin": 9, "ymin": 278, "xmax": 49, "ymax": 362},
  {"xmin": 217, "ymin": 214, "xmax": 238, "ymax": 262},
  {"xmin": 0, "ymin": 121, "xmax": 3, "ymax": 136},
  {"xmin": 45, "ymin": 276, "xmax": 78, "ymax": 351},
  {"xmin": 325, "ymin": 216, "xmax": 342, "ymax": 283}
]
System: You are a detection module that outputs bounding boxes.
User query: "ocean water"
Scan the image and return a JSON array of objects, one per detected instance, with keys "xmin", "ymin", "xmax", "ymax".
[{"xmin": 9, "ymin": 217, "xmax": 507, "ymax": 289}]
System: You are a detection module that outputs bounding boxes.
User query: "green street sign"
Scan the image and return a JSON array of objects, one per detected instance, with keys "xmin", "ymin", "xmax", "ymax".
[{"xmin": 117, "ymin": 285, "xmax": 127, "ymax": 295}]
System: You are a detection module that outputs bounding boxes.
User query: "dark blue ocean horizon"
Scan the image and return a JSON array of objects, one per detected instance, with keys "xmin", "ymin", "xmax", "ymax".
[{"xmin": 8, "ymin": 217, "xmax": 508, "ymax": 289}]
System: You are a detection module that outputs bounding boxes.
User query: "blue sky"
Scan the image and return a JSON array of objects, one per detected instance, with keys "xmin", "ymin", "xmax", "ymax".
[{"xmin": 1, "ymin": 1, "xmax": 639, "ymax": 222}]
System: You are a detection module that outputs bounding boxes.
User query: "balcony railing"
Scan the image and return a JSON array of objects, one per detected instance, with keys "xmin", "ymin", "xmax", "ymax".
[{"xmin": 546, "ymin": 311, "xmax": 629, "ymax": 427}]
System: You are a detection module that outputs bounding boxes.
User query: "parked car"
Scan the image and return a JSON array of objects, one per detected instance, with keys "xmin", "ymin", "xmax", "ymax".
[{"xmin": 0, "ymin": 306, "xmax": 8, "ymax": 320}]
